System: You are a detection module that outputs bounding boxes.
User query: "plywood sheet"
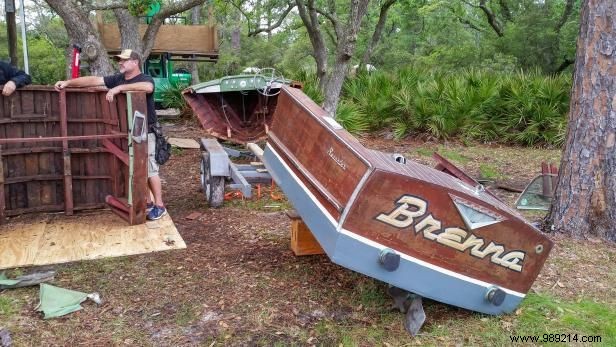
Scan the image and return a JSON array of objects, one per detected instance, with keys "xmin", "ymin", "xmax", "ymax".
[
  {"xmin": 0, "ymin": 211, "xmax": 186, "ymax": 270},
  {"xmin": 168, "ymin": 137, "xmax": 200, "ymax": 149}
]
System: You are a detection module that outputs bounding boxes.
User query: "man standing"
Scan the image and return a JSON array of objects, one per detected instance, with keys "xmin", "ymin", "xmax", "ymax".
[
  {"xmin": 54, "ymin": 49, "xmax": 166, "ymax": 220},
  {"xmin": 1, "ymin": 61, "xmax": 32, "ymax": 96}
]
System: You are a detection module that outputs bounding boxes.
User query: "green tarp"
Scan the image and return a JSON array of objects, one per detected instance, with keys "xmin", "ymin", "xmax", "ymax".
[
  {"xmin": 0, "ymin": 273, "xmax": 20, "ymax": 286},
  {"xmin": 36, "ymin": 284, "xmax": 89, "ymax": 319}
]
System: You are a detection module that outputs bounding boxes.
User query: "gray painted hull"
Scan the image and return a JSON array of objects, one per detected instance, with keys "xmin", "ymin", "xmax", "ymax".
[{"xmin": 264, "ymin": 144, "xmax": 524, "ymax": 315}]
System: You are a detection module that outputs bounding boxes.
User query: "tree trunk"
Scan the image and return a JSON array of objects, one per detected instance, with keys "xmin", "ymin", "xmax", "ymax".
[
  {"xmin": 547, "ymin": 0, "xmax": 616, "ymax": 242},
  {"xmin": 295, "ymin": 0, "xmax": 328, "ymax": 88},
  {"xmin": 113, "ymin": 8, "xmax": 144, "ymax": 55},
  {"xmin": 360, "ymin": 0, "xmax": 397, "ymax": 68},
  {"xmin": 190, "ymin": 5, "xmax": 201, "ymax": 84},
  {"xmin": 322, "ymin": 0, "xmax": 371, "ymax": 116},
  {"xmin": 46, "ymin": 0, "xmax": 114, "ymax": 76}
]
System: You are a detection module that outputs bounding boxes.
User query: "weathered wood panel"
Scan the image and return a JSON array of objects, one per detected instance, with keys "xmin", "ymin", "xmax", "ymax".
[
  {"xmin": 268, "ymin": 86, "xmax": 371, "ymax": 217},
  {"xmin": 98, "ymin": 23, "xmax": 219, "ymax": 56},
  {"xmin": 0, "ymin": 86, "xmax": 148, "ymax": 224}
]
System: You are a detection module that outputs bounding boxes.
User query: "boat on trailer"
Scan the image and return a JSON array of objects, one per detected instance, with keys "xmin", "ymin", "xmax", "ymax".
[
  {"xmin": 182, "ymin": 69, "xmax": 300, "ymax": 144},
  {"xmin": 262, "ymin": 86, "xmax": 553, "ymax": 331}
]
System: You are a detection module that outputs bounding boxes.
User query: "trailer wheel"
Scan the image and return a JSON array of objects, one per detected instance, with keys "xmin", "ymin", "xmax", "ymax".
[{"xmin": 201, "ymin": 152, "xmax": 225, "ymax": 208}]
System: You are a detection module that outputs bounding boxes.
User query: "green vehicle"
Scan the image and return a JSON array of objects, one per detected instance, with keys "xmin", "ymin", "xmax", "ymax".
[{"xmin": 143, "ymin": 53, "xmax": 192, "ymax": 107}]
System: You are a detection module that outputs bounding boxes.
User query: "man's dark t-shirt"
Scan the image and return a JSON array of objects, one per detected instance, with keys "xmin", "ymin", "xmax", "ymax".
[{"xmin": 104, "ymin": 73, "xmax": 156, "ymax": 131}]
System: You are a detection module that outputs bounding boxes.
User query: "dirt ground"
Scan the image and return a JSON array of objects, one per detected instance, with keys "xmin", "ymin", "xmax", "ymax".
[{"xmin": 1, "ymin": 119, "xmax": 614, "ymax": 346}]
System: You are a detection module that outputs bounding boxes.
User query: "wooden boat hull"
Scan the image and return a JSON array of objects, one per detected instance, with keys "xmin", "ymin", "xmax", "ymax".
[
  {"xmin": 263, "ymin": 86, "xmax": 553, "ymax": 315},
  {"xmin": 183, "ymin": 75, "xmax": 300, "ymax": 144}
]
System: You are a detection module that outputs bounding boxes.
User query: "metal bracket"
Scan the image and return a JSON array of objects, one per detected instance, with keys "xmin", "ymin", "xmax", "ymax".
[{"xmin": 131, "ymin": 110, "xmax": 147, "ymax": 144}]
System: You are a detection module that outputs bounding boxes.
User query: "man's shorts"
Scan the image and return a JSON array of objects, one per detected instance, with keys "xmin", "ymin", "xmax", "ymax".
[{"xmin": 147, "ymin": 133, "xmax": 160, "ymax": 178}]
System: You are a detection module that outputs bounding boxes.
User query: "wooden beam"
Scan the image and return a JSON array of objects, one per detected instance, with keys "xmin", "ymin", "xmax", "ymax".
[
  {"xmin": 127, "ymin": 93, "xmax": 148, "ymax": 225},
  {"xmin": 4, "ymin": 175, "xmax": 112, "ymax": 184},
  {"xmin": 4, "ymin": 203, "xmax": 107, "ymax": 216},
  {"xmin": 0, "ymin": 147, "xmax": 109, "ymax": 156},
  {"xmin": 0, "ymin": 147, "xmax": 4, "ymax": 224},
  {"xmin": 59, "ymin": 91, "xmax": 73, "ymax": 216},
  {"xmin": 102, "ymin": 139, "xmax": 129, "ymax": 166},
  {"xmin": 0, "ymin": 133, "xmax": 126, "ymax": 144}
]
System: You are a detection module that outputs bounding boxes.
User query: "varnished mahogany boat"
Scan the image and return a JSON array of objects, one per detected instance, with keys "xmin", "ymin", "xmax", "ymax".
[
  {"xmin": 263, "ymin": 86, "xmax": 553, "ymax": 315},
  {"xmin": 183, "ymin": 69, "xmax": 299, "ymax": 144}
]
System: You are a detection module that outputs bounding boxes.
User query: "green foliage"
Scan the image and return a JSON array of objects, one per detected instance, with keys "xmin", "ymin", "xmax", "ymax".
[
  {"xmin": 335, "ymin": 67, "xmax": 572, "ymax": 147},
  {"xmin": 335, "ymin": 101, "xmax": 369, "ymax": 135},
  {"xmin": 159, "ymin": 83, "xmax": 188, "ymax": 110},
  {"xmin": 128, "ymin": 0, "xmax": 157, "ymax": 17},
  {"xmin": 27, "ymin": 36, "xmax": 66, "ymax": 85},
  {"xmin": 289, "ymin": 69, "xmax": 323, "ymax": 105}
]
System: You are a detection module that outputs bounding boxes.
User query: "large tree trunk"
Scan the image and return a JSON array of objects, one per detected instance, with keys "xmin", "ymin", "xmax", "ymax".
[
  {"xmin": 296, "ymin": 0, "xmax": 328, "ymax": 88},
  {"xmin": 113, "ymin": 8, "xmax": 144, "ymax": 55},
  {"xmin": 322, "ymin": 0, "xmax": 370, "ymax": 115},
  {"xmin": 46, "ymin": 0, "xmax": 114, "ymax": 76},
  {"xmin": 547, "ymin": 0, "xmax": 616, "ymax": 242}
]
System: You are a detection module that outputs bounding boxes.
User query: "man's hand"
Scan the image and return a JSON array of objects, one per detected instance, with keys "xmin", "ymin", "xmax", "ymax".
[
  {"xmin": 2, "ymin": 81, "xmax": 17, "ymax": 96},
  {"xmin": 54, "ymin": 80, "xmax": 69, "ymax": 91},
  {"xmin": 106, "ymin": 86, "xmax": 121, "ymax": 102}
]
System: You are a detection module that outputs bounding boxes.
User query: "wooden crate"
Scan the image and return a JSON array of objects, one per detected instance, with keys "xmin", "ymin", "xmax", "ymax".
[{"xmin": 287, "ymin": 210, "xmax": 324, "ymax": 256}]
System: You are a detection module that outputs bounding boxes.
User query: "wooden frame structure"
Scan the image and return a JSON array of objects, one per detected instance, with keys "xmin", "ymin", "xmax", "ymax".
[
  {"xmin": 97, "ymin": 18, "xmax": 219, "ymax": 60},
  {"xmin": 0, "ymin": 86, "xmax": 148, "ymax": 225}
]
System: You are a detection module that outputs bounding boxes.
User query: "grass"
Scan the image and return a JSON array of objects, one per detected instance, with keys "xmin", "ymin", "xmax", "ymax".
[
  {"xmin": 416, "ymin": 147, "xmax": 434, "ymax": 157},
  {"xmin": 438, "ymin": 147, "xmax": 471, "ymax": 164},
  {"xmin": 479, "ymin": 163, "xmax": 503, "ymax": 180},
  {"xmin": 0, "ymin": 296, "xmax": 18, "ymax": 319},
  {"xmin": 515, "ymin": 293, "xmax": 615, "ymax": 345},
  {"xmin": 171, "ymin": 146, "xmax": 184, "ymax": 156},
  {"xmin": 175, "ymin": 302, "xmax": 198, "ymax": 326}
]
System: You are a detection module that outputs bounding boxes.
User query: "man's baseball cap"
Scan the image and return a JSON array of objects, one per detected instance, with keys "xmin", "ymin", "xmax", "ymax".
[{"xmin": 114, "ymin": 49, "xmax": 140, "ymax": 61}]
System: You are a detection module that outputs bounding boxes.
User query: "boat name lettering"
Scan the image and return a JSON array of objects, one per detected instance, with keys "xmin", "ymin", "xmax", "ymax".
[
  {"xmin": 327, "ymin": 147, "xmax": 347, "ymax": 170},
  {"xmin": 375, "ymin": 195, "xmax": 525, "ymax": 272}
]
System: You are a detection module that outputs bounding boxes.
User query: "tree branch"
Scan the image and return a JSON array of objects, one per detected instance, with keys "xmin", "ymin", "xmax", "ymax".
[
  {"xmin": 315, "ymin": 5, "xmax": 342, "ymax": 41},
  {"xmin": 457, "ymin": 16, "xmax": 485, "ymax": 33},
  {"xmin": 156, "ymin": 0, "xmax": 207, "ymax": 18},
  {"xmin": 478, "ymin": 0, "xmax": 504, "ymax": 36},
  {"xmin": 360, "ymin": 0, "xmax": 397, "ymax": 67},
  {"xmin": 248, "ymin": 1, "xmax": 296, "ymax": 37},
  {"xmin": 84, "ymin": 1, "xmax": 126, "ymax": 11},
  {"xmin": 230, "ymin": 1, "xmax": 253, "ymax": 33},
  {"xmin": 498, "ymin": 0, "xmax": 512, "ymax": 22},
  {"xmin": 555, "ymin": 0, "xmax": 574, "ymax": 33}
]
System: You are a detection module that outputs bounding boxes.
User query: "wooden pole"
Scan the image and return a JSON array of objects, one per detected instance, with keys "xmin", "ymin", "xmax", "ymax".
[
  {"xmin": 5, "ymin": 0, "xmax": 18, "ymax": 66},
  {"xmin": 0, "ymin": 146, "xmax": 5, "ymax": 224},
  {"xmin": 59, "ymin": 91, "xmax": 74, "ymax": 215}
]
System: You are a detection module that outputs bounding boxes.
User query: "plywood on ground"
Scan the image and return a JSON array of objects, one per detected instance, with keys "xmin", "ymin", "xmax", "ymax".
[
  {"xmin": 0, "ymin": 211, "xmax": 186, "ymax": 270},
  {"xmin": 168, "ymin": 137, "xmax": 200, "ymax": 149}
]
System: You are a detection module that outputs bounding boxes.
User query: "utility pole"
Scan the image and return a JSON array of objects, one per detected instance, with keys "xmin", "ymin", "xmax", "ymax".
[{"xmin": 5, "ymin": 0, "xmax": 18, "ymax": 66}]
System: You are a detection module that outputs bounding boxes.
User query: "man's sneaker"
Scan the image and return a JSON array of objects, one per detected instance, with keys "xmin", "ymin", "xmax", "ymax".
[
  {"xmin": 147, "ymin": 205, "xmax": 167, "ymax": 221},
  {"xmin": 146, "ymin": 202, "xmax": 154, "ymax": 212}
]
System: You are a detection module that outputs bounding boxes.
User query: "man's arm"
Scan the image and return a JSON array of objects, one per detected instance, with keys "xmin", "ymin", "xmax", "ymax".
[
  {"xmin": 6, "ymin": 64, "xmax": 31, "ymax": 88},
  {"xmin": 1, "ymin": 62, "xmax": 32, "ymax": 96},
  {"xmin": 54, "ymin": 76, "xmax": 105, "ymax": 91},
  {"xmin": 106, "ymin": 81, "xmax": 154, "ymax": 102}
]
